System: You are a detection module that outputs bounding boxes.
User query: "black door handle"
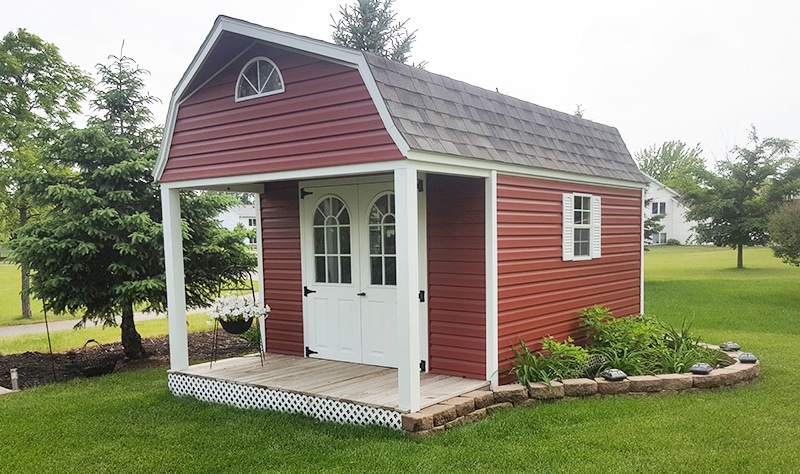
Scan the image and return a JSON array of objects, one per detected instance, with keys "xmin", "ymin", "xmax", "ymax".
[
  {"xmin": 303, "ymin": 286, "xmax": 317, "ymax": 297},
  {"xmin": 357, "ymin": 292, "xmax": 366, "ymax": 296}
]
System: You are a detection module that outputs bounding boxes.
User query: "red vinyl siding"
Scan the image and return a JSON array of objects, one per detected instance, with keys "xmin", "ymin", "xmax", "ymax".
[
  {"xmin": 261, "ymin": 181, "xmax": 303, "ymax": 356},
  {"xmin": 427, "ymin": 175, "xmax": 486, "ymax": 379},
  {"xmin": 160, "ymin": 44, "xmax": 404, "ymax": 182},
  {"xmin": 496, "ymin": 174, "xmax": 642, "ymax": 383}
]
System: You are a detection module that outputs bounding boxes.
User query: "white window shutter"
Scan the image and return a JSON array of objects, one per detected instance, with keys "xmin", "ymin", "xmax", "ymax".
[
  {"xmin": 562, "ymin": 193, "xmax": 574, "ymax": 261},
  {"xmin": 591, "ymin": 195, "xmax": 602, "ymax": 259}
]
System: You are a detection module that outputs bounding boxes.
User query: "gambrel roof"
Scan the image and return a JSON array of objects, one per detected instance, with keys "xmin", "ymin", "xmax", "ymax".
[
  {"xmin": 363, "ymin": 54, "xmax": 646, "ymax": 183},
  {"xmin": 154, "ymin": 16, "xmax": 646, "ymax": 185}
]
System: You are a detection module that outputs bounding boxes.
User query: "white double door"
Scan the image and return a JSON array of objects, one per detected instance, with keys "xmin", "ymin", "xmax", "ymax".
[{"xmin": 301, "ymin": 182, "xmax": 398, "ymax": 367}]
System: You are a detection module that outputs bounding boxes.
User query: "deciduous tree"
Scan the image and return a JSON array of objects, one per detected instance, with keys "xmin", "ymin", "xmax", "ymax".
[
  {"xmin": 684, "ymin": 128, "xmax": 799, "ymax": 268},
  {"xmin": 769, "ymin": 200, "xmax": 800, "ymax": 266},
  {"xmin": 635, "ymin": 140, "xmax": 705, "ymax": 196},
  {"xmin": 0, "ymin": 29, "xmax": 92, "ymax": 318}
]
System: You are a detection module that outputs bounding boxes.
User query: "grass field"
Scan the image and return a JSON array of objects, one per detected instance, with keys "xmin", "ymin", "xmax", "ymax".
[
  {"xmin": 1, "ymin": 246, "xmax": 799, "ymax": 473},
  {"xmin": 0, "ymin": 313, "xmax": 212, "ymax": 355}
]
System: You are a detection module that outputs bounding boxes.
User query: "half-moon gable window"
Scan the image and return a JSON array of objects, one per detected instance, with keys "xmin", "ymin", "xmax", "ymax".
[{"xmin": 235, "ymin": 57, "xmax": 285, "ymax": 101}]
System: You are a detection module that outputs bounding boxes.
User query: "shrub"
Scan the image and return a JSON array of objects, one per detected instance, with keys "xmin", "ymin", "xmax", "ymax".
[
  {"xmin": 580, "ymin": 305, "xmax": 663, "ymax": 354},
  {"xmin": 665, "ymin": 238, "xmax": 682, "ymax": 245},
  {"xmin": 510, "ymin": 337, "xmax": 590, "ymax": 387}
]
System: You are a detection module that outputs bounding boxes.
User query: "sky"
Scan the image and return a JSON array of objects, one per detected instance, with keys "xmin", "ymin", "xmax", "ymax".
[{"xmin": 3, "ymin": 0, "xmax": 798, "ymax": 166}]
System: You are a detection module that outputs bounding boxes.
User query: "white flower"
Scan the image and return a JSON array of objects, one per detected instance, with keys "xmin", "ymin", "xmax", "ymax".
[{"xmin": 207, "ymin": 295, "xmax": 270, "ymax": 322}]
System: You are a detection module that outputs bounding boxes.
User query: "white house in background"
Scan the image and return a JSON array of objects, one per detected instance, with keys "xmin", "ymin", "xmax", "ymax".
[
  {"xmin": 644, "ymin": 174, "xmax": 698, "ymax": 245},
  {"xmin": 217, "ymin": 204, "xmax": 258, "ymax": 246}
]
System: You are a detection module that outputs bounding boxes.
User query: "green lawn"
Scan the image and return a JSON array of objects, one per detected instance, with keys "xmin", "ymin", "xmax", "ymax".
[
  {"xmin": 0, "ymin": 313, "xmax": 212, "ymax": 355},
  {"xmin": 1, "ymin": 246, "xmax": 799, "ymax": 473}
]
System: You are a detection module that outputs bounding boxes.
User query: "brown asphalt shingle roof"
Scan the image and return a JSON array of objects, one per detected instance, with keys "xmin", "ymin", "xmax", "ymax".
[{"xmin": 363, "ymin": 53, "xmax": 647, "ymax": 184}]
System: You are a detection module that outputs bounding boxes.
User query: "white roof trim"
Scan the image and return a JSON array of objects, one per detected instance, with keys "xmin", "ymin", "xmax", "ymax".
[{"xmin": 153, "ymin": 16, "xmax": 410, "ymax": 182}]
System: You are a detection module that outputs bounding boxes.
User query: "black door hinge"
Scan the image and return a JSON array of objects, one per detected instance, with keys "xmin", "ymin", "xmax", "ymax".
[
  {"xmin": 303, "ymin": 286, "xmax": 317, "ymax": 297},
  {"xmin": 306, "ymin": 346, "xmax": 318, "ymax": 357},
  {"xmin": 417, "ymin": 179, "xmax": 424, "ymax": 192},
  {"xmin": 300, "ymin": 188, "xmax": 313, "ymax": 199},
  {"xmin": 419, "ymin": 360, "xmax": 426, "ymax": 372},
  {"xmin": 418, "ymin": 290, "xmax": 425, "ymax": 303}
]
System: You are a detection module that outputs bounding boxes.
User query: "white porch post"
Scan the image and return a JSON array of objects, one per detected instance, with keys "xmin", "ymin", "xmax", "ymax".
[
  {"xmin": 485, "ymin": 171, "xmax": 499, "ymax": 388},
  {"xmin": 394, "ymin": 165, "xmax": 421, "ymax": 412},
  {"xmin": 161, "ymin": 185, "xmax": 188, "ymax": 371}
]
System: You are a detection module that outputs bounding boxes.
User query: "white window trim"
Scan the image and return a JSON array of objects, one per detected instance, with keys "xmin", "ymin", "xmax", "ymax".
[
  {"xmin": 235, "ymin": 56, "xmax": 285, "ymax": 102},
  {"xmin": 562, "ymin": 193, "xmax": 601, "ymax": 261}
]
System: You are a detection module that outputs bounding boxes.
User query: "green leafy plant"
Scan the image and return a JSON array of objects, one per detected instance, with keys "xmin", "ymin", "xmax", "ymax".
[
  {"xmin": 510, "ymin": 337, "xmax": 590, "ymax": 387},
  {"xmin": 580, "ymin": 305, "xmax": 664, "ymax": 354}
]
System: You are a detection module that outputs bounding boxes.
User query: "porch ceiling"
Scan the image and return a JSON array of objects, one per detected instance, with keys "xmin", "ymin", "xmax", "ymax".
[{"xmin": 173, "ymin": 353, "xmax": 489, "ymax": 413}]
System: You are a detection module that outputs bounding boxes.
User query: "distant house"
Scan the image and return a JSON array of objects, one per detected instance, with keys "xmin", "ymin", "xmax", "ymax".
[
  {"xmin": 154, "ymin": 16, "xmax": 648, "ymax": 426},
  {"xmin": 217, "ymin": 204, "xmax": 258, "ymax": 246},
  {"xmin": 644, "ymin": 174, "xmax": 698, "ymax": 245}
]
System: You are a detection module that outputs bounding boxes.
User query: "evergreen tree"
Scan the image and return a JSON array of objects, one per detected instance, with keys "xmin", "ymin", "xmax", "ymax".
[
  {"xmin": 11, "ymin": 54, "xmax": 255, "ymax": 358},
  {"xmin": 331, "ymin": 0, "xmax": 422, "ymax": 65}
]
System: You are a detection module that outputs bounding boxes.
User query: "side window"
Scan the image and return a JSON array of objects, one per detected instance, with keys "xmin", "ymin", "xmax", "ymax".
[
  {"xmin": 563, "ymin": 193, "xmax": 601, "ymax": 261},
  {"xmin": 652, "ymin": 202, "xmax": 666, "ymax": 215},
  {"xmin": 235, "ymin": 57, "xmax": 285, "ymax": 102}
]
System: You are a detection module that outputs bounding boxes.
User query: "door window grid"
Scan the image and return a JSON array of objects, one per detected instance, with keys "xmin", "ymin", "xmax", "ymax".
[
  {"xmin": 368, "ymin": 193, "xmax": 396, "ymax": 286},
  {"xmin": 313, "ymin": 196, "xmax": 352, "ymax": 284}
]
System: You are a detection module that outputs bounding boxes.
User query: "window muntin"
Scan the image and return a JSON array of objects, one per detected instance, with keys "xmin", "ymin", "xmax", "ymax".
[
  {"xmin": 235, "ymin": 57, "xmax": 285, "ymax": 101},
  {"xmin": 313, "ymin": 196, "xmax": 351, "ymax": 284},
  {"xmin": 573, "ymin": 195, "xmax": 592, "ymax": 257},
  {"xmin": 563, "ymin": 193, "xmax": 601, "ymax": 261},
  {"xmin": 368, "ymin": 192, "xmax": 396, "ymax": 286}
]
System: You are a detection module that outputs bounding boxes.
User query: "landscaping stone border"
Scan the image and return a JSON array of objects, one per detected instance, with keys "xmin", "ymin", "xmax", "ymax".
[{"xmin": 402, "ymin": 350, "xmax": 760, "ymax": 435}]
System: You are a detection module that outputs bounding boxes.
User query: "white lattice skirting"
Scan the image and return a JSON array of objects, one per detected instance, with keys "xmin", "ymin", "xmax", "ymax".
[{"xmin": 168, "ymin": 372, "xmax": 402, "ymax": 430}]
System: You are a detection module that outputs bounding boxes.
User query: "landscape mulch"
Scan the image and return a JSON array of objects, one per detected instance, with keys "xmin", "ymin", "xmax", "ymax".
[{"xmin": 0, "ymin": 331, "xmax": 253, "ymax": 390}]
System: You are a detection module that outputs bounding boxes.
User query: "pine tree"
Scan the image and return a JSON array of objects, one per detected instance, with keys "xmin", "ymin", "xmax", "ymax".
[{"xmin": 11, "ymin": 54, "xmax": 255, "ymax": 358}]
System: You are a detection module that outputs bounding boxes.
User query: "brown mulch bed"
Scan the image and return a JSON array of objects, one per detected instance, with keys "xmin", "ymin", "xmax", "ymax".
[{"xmin": 0, "ymin": 331, "xmax": 254, "ymax": 390}]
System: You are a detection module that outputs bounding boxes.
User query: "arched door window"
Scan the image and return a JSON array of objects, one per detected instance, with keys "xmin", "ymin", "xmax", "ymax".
[
  {"xmin": 368, "ymin": 192, "xmax": 396, "ymax": 286},
  {"xmin": 313, "ymin": 196, "xmax": 351, "ymax": 284}
]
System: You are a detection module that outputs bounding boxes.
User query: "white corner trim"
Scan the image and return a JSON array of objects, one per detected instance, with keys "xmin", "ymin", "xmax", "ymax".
[{"xmin": 485, "ymin": 171, "xmax": 499, "ymax": 388}]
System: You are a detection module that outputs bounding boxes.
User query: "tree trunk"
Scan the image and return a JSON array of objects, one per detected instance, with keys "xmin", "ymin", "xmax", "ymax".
[
  {"xmin": 19, "ymin": 206, "xmax": 32, "ymax": 319},
  {"xmin": 737, "ymin": 244, "xmax": 744, "ymax": 269},
  {"xmin": 120, "ymin": 304, "xmax": 147, "ymax": 359}
]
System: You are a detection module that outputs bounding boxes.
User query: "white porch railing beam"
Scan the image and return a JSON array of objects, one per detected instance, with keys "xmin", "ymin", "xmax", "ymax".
[
  {"xmin": 394, "ymin": 165, "xmax": 421, "ymax": 412},
  {"xmin": 161, "ymin": 186, "xmax": 188, "ymax": 371}
]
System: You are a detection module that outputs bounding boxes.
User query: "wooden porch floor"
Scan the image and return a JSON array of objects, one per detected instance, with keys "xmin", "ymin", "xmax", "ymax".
[{"xmin": 173, "ymin": 353, "xmax": 489, "ymax": 413}]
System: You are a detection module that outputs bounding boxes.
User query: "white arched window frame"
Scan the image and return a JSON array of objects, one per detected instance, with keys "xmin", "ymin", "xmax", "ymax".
[{"xmin": 235, "ymin": 57, "xmax": 285, "ymax": 102}]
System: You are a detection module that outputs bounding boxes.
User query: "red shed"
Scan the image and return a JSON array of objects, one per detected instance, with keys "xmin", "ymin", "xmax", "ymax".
[{"xmin": 157, "ymin": 16, "xmax": 646, "ymax": 423}]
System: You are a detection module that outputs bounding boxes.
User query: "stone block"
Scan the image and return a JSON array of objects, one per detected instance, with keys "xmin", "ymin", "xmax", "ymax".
[
  {"xmin": 419, "ymin": 404, "xmax": 458, "ymax": 426},
  {"xmin": 440, "ymin": 396, "xmax": 476, "ymax": 417},
  {"xmin": 654, "ymin": 373, "xmax": 693, "ymax": 391},
  {"xmin": 562, "ymin": 378, "xmax": 597, "ymax": 397},
  {"xmin": 596, "ymin": 378, "xmax": 631, "ymax": 395},
  {"xmin": 466, "ymin": 408, "xmax": 487, "ymax": 423},
  {"xmin": 692, "ymin": 371, "xmax": 725, "ymax": 389},
  {"xmin": 528, "ymin": 381, "xmax": 565, "ymax": 399},
  {"xmin": 402, "ymin": 412, "xmax": 433, "ymax": 432},
  {"xmin": 516, "ymin": 398, "xmax": 538, "ymax": 407},
  {"xmin": 465, "ymin": 390, "xmax": 496, "ymax": 409},
  {"xmin": 485, "ymin": 402, "xmax": 513, "ymax": 415},
  {"xmin": 628, "ymin": 375, "xmax": 663, "ymax": 393},
  {"xmin": 493, "ymin": 384, "xmax": 529, "ymax": 405},
  {"xmin": 445, "ymin": 416, "xmax": 468, "ymax": 430}
]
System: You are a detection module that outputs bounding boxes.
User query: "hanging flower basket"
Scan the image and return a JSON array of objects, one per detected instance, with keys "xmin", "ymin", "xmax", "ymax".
[
  {"xmin": 219, "ymin": 318, "xmax": 254, "ymax": 335},
  {"xmin": 208, "ymin": 295, "xmax": 270, "ymax": 335}
]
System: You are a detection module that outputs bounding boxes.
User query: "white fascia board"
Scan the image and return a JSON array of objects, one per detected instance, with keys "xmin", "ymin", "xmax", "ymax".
[
  {"xmin": 355, "ymin": 56, "xmax": 411, "ymax": 157},
  {"xmin": 158, "ymin": 160, "xmax": 403, "ymax": 191},
  {"xmin": 407, "ymin": 150, "xmax": 648, "ymax": 190}
]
